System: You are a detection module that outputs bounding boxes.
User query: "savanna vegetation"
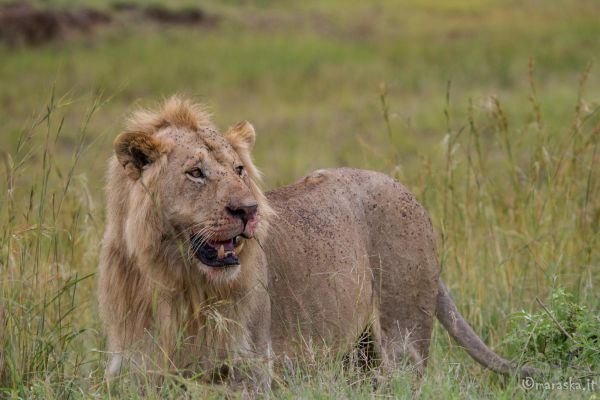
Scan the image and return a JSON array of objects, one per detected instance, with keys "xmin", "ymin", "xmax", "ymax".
[{"xmin": 0, "ymin": 0, "xmax": 598, "ymax": 398}]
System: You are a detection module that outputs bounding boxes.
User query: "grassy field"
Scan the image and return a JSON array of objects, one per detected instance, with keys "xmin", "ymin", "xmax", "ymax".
[{"xmin": 1, "ymin": 0, "xmax": 599, "ymax": 398}]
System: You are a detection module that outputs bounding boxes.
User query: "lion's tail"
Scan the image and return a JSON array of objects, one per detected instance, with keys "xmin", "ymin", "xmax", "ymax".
[{"xmin": 436, "ymin": 281, "xmax": 540, "ymax": 378}]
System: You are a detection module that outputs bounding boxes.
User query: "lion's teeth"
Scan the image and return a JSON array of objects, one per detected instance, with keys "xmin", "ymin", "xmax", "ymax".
[
  {"xmin": 233, "ymin": 240, "xmax": 244, "ymax": 255},
  {"xmin": 218, "ymin": 245, "xmax": 225, "ymax": 259}
]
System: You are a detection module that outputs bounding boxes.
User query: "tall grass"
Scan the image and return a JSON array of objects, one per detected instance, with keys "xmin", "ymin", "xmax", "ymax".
[
  {"xmin": 401, "ymin": 65, "xmax": 600, "ymax": 396},
  {"xmin": 415, "ymin": 63, "xmax": 599, "ymax": 313},
  {"xmin": 0, "ymin": 92, "xmax": 106, "ymax": 397},
  {"xmin": 0, "ymin": 68, "xmax": 598, "ymax": 398}
]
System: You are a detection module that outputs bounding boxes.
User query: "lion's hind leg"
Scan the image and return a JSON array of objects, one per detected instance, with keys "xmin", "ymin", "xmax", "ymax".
[
  {"xmin": 348, "ymin": 323, "xmax": 384, "ymax": 374},
  {"xmin": 378, "ymin": 324, "xmax": 430, "ymax": 378}
]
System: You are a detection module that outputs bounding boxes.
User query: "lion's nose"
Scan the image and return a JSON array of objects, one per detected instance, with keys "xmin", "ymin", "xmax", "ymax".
[{"xmin": 226, "ymin": 202, "xmax": 258, "ymax": 224}]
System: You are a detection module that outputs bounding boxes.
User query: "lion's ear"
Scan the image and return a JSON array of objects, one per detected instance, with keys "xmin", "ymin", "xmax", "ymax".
[
  {"xmin": 225, "ymin": 121, "xmax": 256, "ymax": 153},
  {"xmin": 113, "ymin": 132, "xmax": 165, "ymax": 179}
]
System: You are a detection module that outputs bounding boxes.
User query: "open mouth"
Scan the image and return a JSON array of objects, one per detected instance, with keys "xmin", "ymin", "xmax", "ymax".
[{"xmin": 191, "ymin": 234, "xmax": 244, "ymax": 268}]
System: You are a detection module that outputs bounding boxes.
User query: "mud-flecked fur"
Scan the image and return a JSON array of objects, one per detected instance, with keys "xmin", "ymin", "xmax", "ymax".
[{"xmin": 98, "ymin": 97, "xmax": 538, "ymax": 391}]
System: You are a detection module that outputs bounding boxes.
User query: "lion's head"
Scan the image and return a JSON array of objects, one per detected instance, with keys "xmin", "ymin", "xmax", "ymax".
[{"xmin": 110, "ymin": 96, "xmax": 273, "ymax": 283}]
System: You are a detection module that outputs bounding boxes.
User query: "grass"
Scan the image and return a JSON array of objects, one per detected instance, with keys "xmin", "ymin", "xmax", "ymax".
[{"xmin": 0, "ymin": 0, "xmax": 599, "ymax": 398}]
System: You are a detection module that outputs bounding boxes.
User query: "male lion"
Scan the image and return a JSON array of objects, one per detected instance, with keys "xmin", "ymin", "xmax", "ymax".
[{"xmin": 98, "ymin": 96, "xmax": 537, "ymax": 390}]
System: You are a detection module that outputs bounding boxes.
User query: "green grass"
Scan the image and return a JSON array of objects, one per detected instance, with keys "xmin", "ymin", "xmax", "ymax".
[{"xmin": 1, "ymin": 0, "xmax": 599, "ymax": 398}]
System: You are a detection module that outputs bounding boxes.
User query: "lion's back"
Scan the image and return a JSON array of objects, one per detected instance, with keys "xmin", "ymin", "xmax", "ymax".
[{"xmin": 266, "ymin": 167, "xmax": 438, "ymax": 264}]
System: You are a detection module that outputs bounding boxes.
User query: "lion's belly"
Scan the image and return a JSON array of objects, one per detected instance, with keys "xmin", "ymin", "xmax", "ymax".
[
  {"xmin": 267, "ymin": 240, "xmax": 373, "ymax": 354},
  {"xmin": 267, "ymin": 254, "xmax": 374, "ymax": 357},
  {"xmin": 264, "ymin": 167, "xmax": 440, "ymax": 359},
  {"xmin": 265, "ymin": 170, "xmax": 374, "ymax": 355}
]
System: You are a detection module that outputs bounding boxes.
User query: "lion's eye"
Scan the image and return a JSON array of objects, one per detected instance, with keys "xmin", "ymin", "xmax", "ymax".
[
  {"xmin": 186, "ymin": 168, "xmax": 205, "ymax": 181},
  {"xmin": 235, "ymin": 165, "xmax": 244, "ymax": 176}
]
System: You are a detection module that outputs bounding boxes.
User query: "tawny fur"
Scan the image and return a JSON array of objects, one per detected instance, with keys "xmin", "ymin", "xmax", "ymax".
[
  {"xmin": 98, "ymin": 96, "xmax": 539, "ymax": 388},
  {"xmin": 98, "ymin": 97, "xmax": 272, "ymax": 382}
]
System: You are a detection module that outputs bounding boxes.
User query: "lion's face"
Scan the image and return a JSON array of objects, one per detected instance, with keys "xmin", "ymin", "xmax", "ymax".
[
  {"xmin": 113, "ymin": 104, "xmax": 268, "ymax": 281},
  {"xmin": 158, "ymin": 126, "xmax": 260, "ymax": 271}
]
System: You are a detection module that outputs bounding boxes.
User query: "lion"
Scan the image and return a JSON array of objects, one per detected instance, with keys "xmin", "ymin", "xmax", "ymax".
[{"xmin": 98, "ymin": 96, "xmax": 538, "ymax": 391}]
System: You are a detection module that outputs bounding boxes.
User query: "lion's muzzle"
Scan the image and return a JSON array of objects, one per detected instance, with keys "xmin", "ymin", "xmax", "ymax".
[{"xmin": 191, "ymin": 234, "xmax": 245, "ymax": 267}]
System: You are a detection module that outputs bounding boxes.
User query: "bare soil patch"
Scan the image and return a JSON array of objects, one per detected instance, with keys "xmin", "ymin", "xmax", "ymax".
[
  {"xmin": 0, "ymin": 2, "xmax": 218, "ymax": 47},
  {"xmin": 0, "ymin": 3, "xmax": 111, "ymax": 46},
  {"xmin": 142, "ymin": 5, "xmax": 217, "ymax": 26}
]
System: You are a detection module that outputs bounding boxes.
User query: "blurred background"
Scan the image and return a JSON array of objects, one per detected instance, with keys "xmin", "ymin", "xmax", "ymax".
[
  {"xmin": 0, "ymin": 0, "xmax": 598, "ymax": 397},
  {"xmin": 2, "ymin": 0, "xmax": 598, "ymax": 185}
]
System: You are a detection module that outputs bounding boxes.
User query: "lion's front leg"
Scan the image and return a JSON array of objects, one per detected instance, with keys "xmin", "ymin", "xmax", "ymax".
[
  {"xmin": 207, "ymin": 294, "xmax": 273, "ymax": 394},
  {"xmin": 102, "ymin": 292, "xmax": 180, "ymax": 381},
  {"xmin": 241, "ymin": 284, "xmax": 273, "ymax": 393},
  {"xmin": 230, "ymin": 341, "xmax": 273, "ymax": 394},
  {"xmin": 193, "ymin": 336, "xmax": 272, "ymax": 397}
]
